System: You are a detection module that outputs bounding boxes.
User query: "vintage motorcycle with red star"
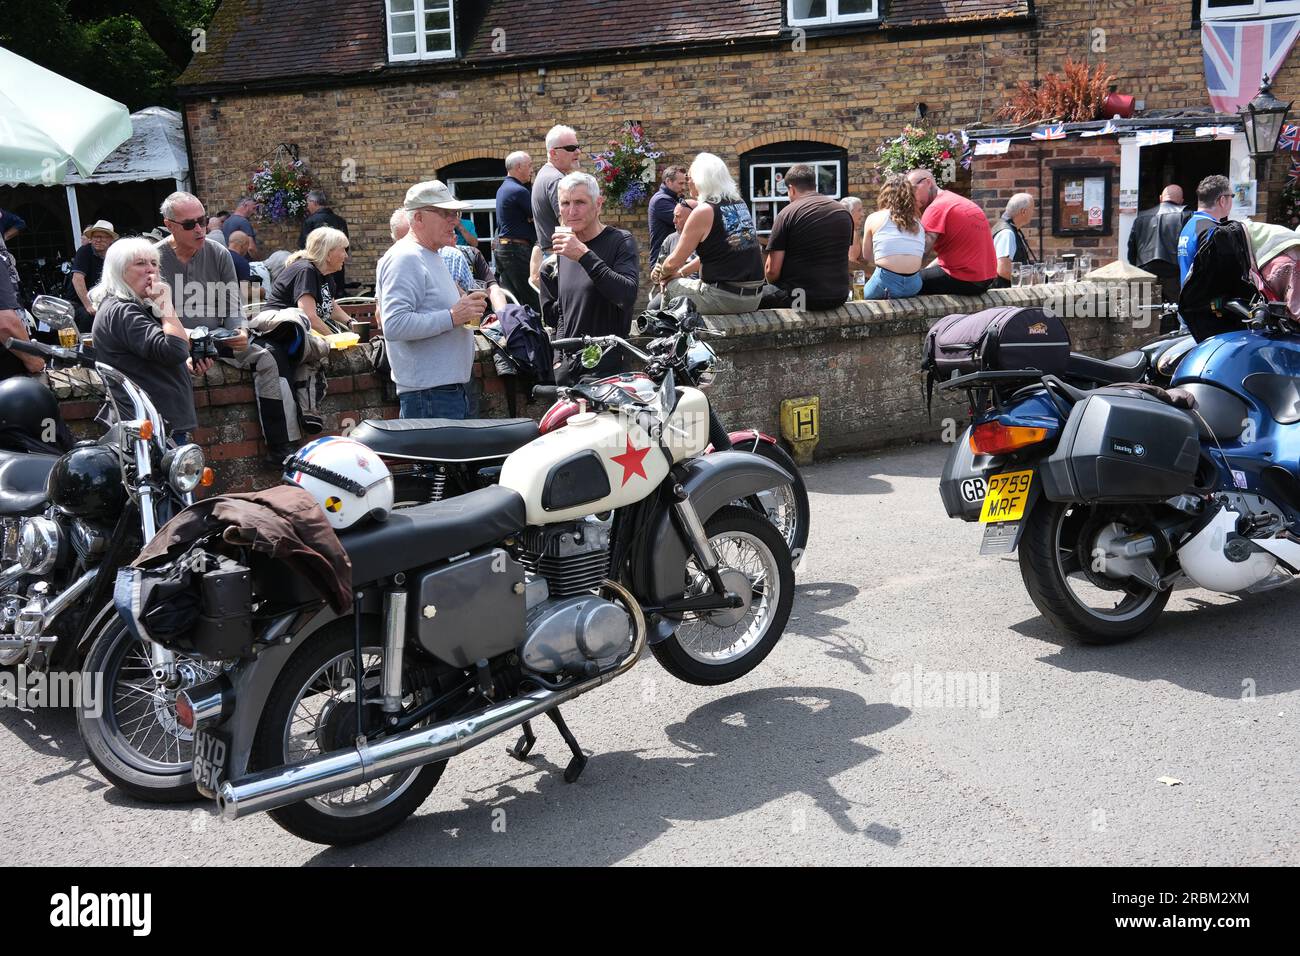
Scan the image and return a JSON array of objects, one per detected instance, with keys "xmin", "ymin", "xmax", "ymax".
[{"xmin": 129, "ymin": 365, "xmax": 795, "ymax": 845}]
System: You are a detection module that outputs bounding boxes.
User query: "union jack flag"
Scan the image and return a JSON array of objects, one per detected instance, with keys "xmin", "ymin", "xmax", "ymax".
[
  {"xmin": 1031, "ymin": 125, "xmax": 1066, "ymax": 141},
  {"xmin": 1079, "ymin": 120, "xmax": 1118, "ymax": 139},
  {"xmin": 1278, "ymin": 124, "xmax": 1300, "ymax": 151},
  {"xmin": 1202, "ymin": 15, "xmax": 1300, "ymax": 113},
  {"xmin": 1288, "ymin": 158, "xmax": 1300, "ymax": 185}
]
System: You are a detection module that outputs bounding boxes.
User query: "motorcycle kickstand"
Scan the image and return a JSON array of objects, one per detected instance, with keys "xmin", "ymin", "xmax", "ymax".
[
  {"xmin": 507, "ymin": 720, "xmax": 538, "ymax": 761},
  {"xmin": 546, "ymin": 707, "xmax": 588, "ymax": 783}
]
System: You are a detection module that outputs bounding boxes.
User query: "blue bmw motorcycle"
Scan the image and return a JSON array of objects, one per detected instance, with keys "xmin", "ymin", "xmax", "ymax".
[{"xmin": 939, "ymin": 297, "xmax": 1300, "ymax": 644}]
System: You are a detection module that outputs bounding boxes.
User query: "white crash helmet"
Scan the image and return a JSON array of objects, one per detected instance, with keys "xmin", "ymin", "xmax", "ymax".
[{"xmin": 283, "ymin": 436, "xmax": 394, "ymax": 531}]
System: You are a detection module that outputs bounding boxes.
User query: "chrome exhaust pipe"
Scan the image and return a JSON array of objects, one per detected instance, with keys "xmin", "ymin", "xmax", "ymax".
[
  {"xmin": 0, "ymin": 562, "xmax": 24, "ymax": 591},
  {"xmin": 217, "ymin": 581, "xmax": 645, "ymax": 821}
]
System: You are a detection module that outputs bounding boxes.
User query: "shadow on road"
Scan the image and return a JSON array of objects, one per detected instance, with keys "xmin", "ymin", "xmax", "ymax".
[
  {"xmin": 304, "ymin": 687, "xmax": 910, "ymax": 867},
  {"xmin": 788, "ymin": 582, "xmax": 880, "ymax": 676},
  {"xmin": 0, "ymin": 698, "xmax": 109, "ymax": 793},
  {"xmin": 1010, "ymin": 586, "xmax": 1300, "ymax": 699}
]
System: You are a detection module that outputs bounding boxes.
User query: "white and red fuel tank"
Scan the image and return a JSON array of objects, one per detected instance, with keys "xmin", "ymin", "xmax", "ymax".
[
  {"xmin": 499, "ymin": 410, "xmax": 668, "ymax": 525},
  {"xmin": 501, "ymin": 388, "xmax": 711, "ymax": 525}
]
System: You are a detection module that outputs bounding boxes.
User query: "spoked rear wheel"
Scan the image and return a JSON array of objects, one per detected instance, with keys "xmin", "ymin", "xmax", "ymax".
[
  {"xmin": 652, "ymin": 506, "xmax": 794, "ymax": 685},
  {"xmin": 1019, "ymin": 500, "xmax": 1170, "ymax": 644},
  {"xmin": 254, "ymin": 621, "xmax": 444, "ymax": 846}
]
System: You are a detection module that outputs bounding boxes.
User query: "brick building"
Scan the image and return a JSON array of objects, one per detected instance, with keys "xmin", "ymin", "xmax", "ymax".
[{"xmin": 175, "ymin": 0, "xmax": 1300, "ymax": 287}]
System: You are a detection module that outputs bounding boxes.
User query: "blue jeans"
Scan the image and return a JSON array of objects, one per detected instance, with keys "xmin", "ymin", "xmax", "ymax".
[
  {"xmin": 399, "ymin": 383, "xmax": 469, "ymax": 420},
  {"xmin": 863, "ymin": 266, "xmax": 923, "ymax": 300}
]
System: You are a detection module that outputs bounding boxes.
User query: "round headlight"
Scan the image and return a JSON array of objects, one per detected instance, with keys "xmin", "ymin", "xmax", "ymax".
[
  {"xmin": 167, "ymin": 444, "xmax": 206, "ymax": 495},
  {"xmin": 18, "ymin": 517, "xmax": 62, "ymax": 576}
]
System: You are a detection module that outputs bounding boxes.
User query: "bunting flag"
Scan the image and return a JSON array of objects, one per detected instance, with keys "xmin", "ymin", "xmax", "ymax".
[
  {"xmin": 1195, "ymin": 125, "xmax": 1238, "ymax": 140},
  {"xmin": 1288, "ymin": 157, "xmax": 1300, "ymax": 185},
  {"xmin": 959, "ymin": 129, "xmax": 974, "ymax": 169},
  {"xmin": 1279, "ymin": 124, "xmax": 1300, "ymax": 151},
  {"xmin": 973, "ymin": 138, "xmax": 1011, "ymax": 155},
  {"xmin": 1135, "ymin": 129, "xmax": 1175, "ymax": 147},
  {"xmin": 1202, "ymin": 15, "xmax": 1300, "ymax": 113},
  {"xmin": 1031, "ymin": 124, "xmax": 1067, "ymax": 141},
  {"xmin": 1079, "ymin": 120, "xmax": 1118, "ymax": 138}
]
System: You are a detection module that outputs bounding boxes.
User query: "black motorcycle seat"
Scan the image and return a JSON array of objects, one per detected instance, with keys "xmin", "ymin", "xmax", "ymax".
[
  {"xmin": 340, "ymin": 484, "xmax": 526, "ymax": 584},
  {"xmin": 350, "ymin": 417, "xmax": 541, "ymax": 462},
  {"xmin": 0, "ymin": 450, "xmax": 58, "ymax": 516},
  {"xmin": 1065, "ymin": 350, "xmax": 1149, "ymax": 384}
]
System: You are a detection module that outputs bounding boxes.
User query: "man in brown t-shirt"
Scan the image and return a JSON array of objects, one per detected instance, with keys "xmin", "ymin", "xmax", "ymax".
[{"xmin": 760, "ymin": 164, "xmax": 853, "ymax": 311}]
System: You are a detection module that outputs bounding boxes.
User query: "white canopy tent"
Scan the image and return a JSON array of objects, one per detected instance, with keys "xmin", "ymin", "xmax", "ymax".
[{"xmin": 57, "ymin": 107, "xmax": 190, "ymax": 248}]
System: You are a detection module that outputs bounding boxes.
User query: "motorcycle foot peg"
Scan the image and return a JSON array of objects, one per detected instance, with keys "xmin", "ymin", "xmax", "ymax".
[
  {"xmin": 545, "ymin": 708, "xmax": 587, "ymax": 784},
  {"xmin": 507, "ymin": 720, "xmax": 538, "ymax": 761}
]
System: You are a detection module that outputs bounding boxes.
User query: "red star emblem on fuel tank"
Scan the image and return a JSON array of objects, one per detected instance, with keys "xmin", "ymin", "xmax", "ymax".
[{"xmin": 611, "ymin": 437, "xmax": 650, "ymax": 486}]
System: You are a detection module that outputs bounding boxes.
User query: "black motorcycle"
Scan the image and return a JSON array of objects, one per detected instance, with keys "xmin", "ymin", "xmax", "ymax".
[
  {"xmin": 120, "ymin": 365, "xmax": 795, "ymax": 845},
  {"xmin": 3, "ymin": 299, "xmax": 221, "ymax": 802}
]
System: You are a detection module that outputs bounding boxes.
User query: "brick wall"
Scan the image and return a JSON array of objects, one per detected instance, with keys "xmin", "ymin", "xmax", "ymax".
[
  {"xmin": 973, "ymin": 138, "xmax": 1124, "ymax": 263},
  {"xmin": 50, "ymin": 281, "xmax": 1157, "ymax": 490}
]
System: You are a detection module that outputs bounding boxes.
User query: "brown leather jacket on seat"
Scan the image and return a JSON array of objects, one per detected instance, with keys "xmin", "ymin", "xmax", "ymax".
[{"xmin": 134, "ymin": 484, "xmax": 353, "ymax": 613}]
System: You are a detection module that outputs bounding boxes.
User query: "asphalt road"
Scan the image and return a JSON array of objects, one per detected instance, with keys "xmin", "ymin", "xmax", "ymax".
[{"xmin": 3, "ymin": 442, "xmax": 1297, "ymax": 865}]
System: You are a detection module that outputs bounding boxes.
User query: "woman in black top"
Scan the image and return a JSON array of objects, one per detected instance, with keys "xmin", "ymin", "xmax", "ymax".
[
  {"xmin": 266, "ymin": 227, "xmax": 355, "ymax": 333},
  {"xmin": 90, "ymin": 237, "xmax": 197, "ymax": 441},
  {"xmin": 652, "ymin": 152, "xmax": 765, "ymax": 315}
]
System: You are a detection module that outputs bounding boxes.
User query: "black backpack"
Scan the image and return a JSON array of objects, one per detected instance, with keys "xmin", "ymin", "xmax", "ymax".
[
  {"xmin": 1178, "ymin": 218, "xmax": 1260, "ymax": 342},
  {"xmin": 921, "ymin": 306, "xmax": 1071, "ymax": 410},
  {"xmin": 485, "ymin": 304, "xmax": 555, "ymax": 416}
]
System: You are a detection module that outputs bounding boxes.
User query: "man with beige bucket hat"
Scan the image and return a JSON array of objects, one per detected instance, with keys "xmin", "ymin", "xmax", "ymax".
[{"xmin": 70, "ymin": 219, "xmax": 117, "ymax": 331}]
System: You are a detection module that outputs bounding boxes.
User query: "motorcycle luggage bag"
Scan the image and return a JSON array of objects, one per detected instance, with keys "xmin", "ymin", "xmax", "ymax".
[
  {"xmin": 1041, "ymin": 387, "xmax": 1200, "ymax": 503},
  {"xmin": 924, "ymin": 306, "xmax": 1071, "ymax": 380}
]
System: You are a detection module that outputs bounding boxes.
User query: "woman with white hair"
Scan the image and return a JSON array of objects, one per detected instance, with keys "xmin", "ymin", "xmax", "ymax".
[
  {"xmin": 265, "ymin": 226, "xmax": 355, "ymax": 334},
  {"xmin": 90, "ymin": 236, "xmax": 198, "ymax": 442},
  {"xmin": 651, "ymin": 152, "xmax": 764, "ymax": 314}
]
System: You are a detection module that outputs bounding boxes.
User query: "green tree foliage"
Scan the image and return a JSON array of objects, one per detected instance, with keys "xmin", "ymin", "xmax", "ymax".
[{"xmin": 0, "ymin": 0, "xmax": 218, "ymax": 110}]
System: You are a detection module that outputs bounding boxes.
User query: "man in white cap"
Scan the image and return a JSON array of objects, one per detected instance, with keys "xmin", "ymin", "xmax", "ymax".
[
  {"xmin": 376, "ymin": 180, "xmax": 487, "ymax": 419},
  {"xmin": 70, "ymin": 220, "xmax": 117, "ymax": 331}
]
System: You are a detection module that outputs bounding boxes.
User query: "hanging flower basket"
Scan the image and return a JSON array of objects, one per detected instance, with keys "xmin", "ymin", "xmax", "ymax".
[
  {"xmin": 249, "ymin": 157, "xmax": 313, "ymax": 223},
  {"xmin": 592, "ymin": 122, "xmax": 664, "ymax": 210},
  {"xmin": 875, "ymin": 125, "xmax": 960, "ymax": 184}
]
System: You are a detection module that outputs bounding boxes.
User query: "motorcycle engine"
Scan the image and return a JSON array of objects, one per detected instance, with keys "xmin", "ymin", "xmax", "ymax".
[{"xmin": 516, "ymin": 515, "xmax": 632, "ymax": 675}]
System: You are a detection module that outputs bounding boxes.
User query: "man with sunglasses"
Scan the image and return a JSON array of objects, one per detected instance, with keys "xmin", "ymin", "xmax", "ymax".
[{"xmin": 531, "ymin": 125, "xmax": 583, "ymax": 324}]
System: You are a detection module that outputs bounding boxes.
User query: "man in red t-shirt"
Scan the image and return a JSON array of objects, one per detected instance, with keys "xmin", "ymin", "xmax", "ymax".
[{"xmin": 907, "ymin": 169, "xmax": 997, "ymax": 296}]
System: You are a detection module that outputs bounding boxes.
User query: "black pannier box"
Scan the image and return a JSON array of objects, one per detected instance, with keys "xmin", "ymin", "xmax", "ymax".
[
  {"xmin": 1041, "ymin": 388, "xmax": 1200, "ymax": 503},
  {"xmin": 923, "ymin": 306, "xmax": 1072, "ymax": 380},
  {"xmin": 192, "ymin": 557, "xmax": 254, "ymax": 659}
]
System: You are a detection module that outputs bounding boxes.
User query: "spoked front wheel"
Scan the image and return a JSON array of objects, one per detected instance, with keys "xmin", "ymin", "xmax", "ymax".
[
  {"xmin": 652, "ymin": 506, "xmax": 795, "ymax": 685},
  {"xmin": 1018, "ymin": 500, "xmax": 1170, "ymax": 644}
]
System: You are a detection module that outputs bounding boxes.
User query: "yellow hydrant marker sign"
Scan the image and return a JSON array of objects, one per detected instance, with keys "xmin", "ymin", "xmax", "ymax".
[{"xmin": 780, "ymin": 396, "xmax": 820, "ymax": 465}]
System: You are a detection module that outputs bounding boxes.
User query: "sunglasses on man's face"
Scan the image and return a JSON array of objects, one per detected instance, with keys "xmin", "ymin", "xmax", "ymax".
[
  {"xmin": 555, "ymin": 144, "xmax": 582, "ymax": 153},
  {"xmin": 167, "ymin": 216, "xmax": 208, "ymax": 230}
]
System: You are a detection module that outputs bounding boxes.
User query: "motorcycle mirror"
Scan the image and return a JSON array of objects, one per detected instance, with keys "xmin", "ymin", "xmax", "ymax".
[
  {"xmin": 580, "ymin": 343, "xmax": 603, "ymax": 369},
  {"xmin": 30, "ymin": 295, "xmax": 76, "ymax": 328}
]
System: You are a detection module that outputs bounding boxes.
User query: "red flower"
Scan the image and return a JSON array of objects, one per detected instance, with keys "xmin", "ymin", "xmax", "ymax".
[{"xmin": 941, "ymin": 150, "xmax": 951, "ymax": 159}]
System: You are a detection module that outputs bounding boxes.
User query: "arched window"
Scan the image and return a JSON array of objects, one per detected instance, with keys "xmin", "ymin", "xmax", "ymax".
[
  {"xmin": 740, "ymin": 141, "xmax": 848, "ymax": 237},
  {"xmin": 438, "ymin": 157, "xmax": 506, "ymax": 245}
]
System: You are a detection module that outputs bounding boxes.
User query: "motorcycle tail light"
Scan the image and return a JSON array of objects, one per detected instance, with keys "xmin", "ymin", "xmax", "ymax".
[
  {"xmin": 175, "ymin": 691, "xmax": 195, "ymax": 731},
  {"xmin": 969, "ymin": 421, "xmax": 1047, "ymax": 456}
]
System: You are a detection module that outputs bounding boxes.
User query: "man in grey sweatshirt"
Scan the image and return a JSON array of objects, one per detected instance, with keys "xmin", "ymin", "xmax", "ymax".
[{"xmin": 376, "ymin": 181, "xmax": 488, "ymax": 419}]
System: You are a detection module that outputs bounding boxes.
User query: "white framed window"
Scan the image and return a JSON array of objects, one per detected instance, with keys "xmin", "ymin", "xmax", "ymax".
[
  {"xmin": 442, "ymin": 161, "xmax": 507, "ymax": 244},
  {"xmin": 1201, "ymin": 0, "xmax": 1300, "ymax": 19},
  {"xmin": 387, "ymin": 0, "xmax": 456, "ymax": 61},
  {"xmin": 787, "ymin": 0, "xmax": 879, "ymax": 27},
  {"xmin": 747, "ymin": 160, "xmax": 842, "ymax": 236}
]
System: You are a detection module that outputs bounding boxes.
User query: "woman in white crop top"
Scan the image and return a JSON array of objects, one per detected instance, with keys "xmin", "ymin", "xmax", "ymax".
[{"xmin": 860, "ymin": 173, "xmax": 926, "ymax": 299}]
